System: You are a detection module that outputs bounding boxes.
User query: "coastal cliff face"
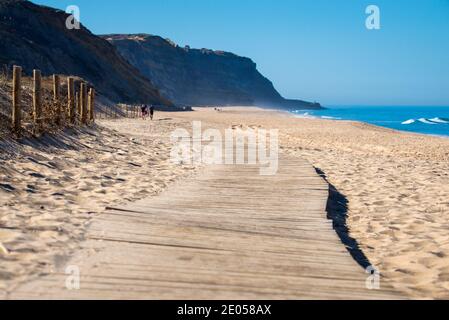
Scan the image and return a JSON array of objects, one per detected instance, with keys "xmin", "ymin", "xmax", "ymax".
[
  {"xmin": 0, "ymin": 0, "xmax": 171, "ymax": 105},
  {"xmin": 104, "ymin": 34, "xmax": 322, "ymax": 109}
]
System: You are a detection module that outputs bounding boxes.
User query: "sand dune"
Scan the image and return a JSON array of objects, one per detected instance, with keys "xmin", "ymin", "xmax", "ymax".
[{"xmin": 0, "ymin": 118, "xmax": 198, "ymax": 294}]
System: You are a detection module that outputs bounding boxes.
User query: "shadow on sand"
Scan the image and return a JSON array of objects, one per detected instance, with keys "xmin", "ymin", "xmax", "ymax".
[
  {"xmin": 315, "ymin": 167, "xmax": 372, "ymax": 270},
  {"xmin": 0, "ymin": 125, "xmax": 99, "ymax": 157}
]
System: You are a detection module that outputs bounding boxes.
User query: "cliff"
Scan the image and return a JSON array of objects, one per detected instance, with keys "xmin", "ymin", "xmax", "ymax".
[
  {"xmin": 0, "ymin": 0, "xmax": 171, "ymax": 106},
  {"xmin": 104, "ymin": 34, "xmax": 322, "ymax": 109}
]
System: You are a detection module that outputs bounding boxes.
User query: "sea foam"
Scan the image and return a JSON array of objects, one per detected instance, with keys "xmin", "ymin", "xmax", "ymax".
[
  {"xmin": 429, "ymin": 117, "xmax": 449, "ymax": 124},
  {"xmin": 402, "ymin": 117, "xmax": 449, "ymax": 125},
  {"xmin": 418, "ymin": 118, "xmax": 437, "ymax": 125}
]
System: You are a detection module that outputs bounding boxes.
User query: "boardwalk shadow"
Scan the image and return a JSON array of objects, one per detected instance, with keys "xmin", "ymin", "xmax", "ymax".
[{"xmin": 315, "ymin": 168, "xmax": 372, "ymax": 270}]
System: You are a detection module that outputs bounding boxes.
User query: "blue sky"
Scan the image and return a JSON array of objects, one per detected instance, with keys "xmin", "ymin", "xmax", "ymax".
[{"xmin": 33, "ymin": 0, "xmax": 449, "ymax": 106}]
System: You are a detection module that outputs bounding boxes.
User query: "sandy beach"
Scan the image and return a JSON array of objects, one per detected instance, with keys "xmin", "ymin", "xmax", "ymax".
[
  {"xmin": 165, "ymin": 107, "xmax": 449, "ymax": 298},
  {"xmin": 0, "ymin": 117, "xmax": 198, "ymax": 295},
  {"xmin": 1, "ymin": 106, "xmax": 449, "ymax": 299}
]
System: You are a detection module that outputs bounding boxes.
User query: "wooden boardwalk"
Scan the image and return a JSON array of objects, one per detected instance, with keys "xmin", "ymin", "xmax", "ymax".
[{"xmin": 10, "ymin": 156, "xmax": 400, "ymax": 299}]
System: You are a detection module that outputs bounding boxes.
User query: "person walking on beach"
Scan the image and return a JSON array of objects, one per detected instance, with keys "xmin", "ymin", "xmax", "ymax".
[
  {"xmin": 150, "ymin": 105, "xmax": 155, "ymax": 121},
  {"xmin": 141, "ymin": 104, "xmax": 148, "ymax": 120}
]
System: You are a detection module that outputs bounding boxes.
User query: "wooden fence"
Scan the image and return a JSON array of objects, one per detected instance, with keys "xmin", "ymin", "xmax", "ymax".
[
  {"xmin": 96, "ymin": 104, "xmax": 143, "ymax": 120},
  {"xmin": 5, "ymin": 65, "xmax": 151, "ymax": 137},
  {"xmin": 10, "ymin": 65, "xmax": 95, "ymax": 135}
]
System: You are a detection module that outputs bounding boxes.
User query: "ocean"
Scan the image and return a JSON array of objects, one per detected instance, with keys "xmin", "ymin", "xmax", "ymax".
[{"xmin": 290, "ymin": 106, "xmax": 449, "ymax": 137}]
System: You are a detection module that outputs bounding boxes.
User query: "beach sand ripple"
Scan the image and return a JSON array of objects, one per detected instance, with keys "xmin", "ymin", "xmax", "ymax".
[{"xmin": 0, "ymin": 119, "xmax": 197, "ymax": 294}]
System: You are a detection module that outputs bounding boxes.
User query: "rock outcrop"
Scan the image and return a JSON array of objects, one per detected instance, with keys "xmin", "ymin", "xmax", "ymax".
[
  {"xmin": 104, "ymin": 34, "xmax": 322, "ymax": 109},
  {"xmin": 0, "ymin": 0, "xmax": 171, "ymax": 106}
]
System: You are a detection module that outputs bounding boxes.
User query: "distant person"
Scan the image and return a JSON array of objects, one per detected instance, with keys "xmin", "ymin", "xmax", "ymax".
[
  {"xmin": 141, "ymin": 104, "xmax": 148, "ymax": 120},
  {"xmin": 150, "ymin": 105, "xmax": 155, "ymax": 120}
]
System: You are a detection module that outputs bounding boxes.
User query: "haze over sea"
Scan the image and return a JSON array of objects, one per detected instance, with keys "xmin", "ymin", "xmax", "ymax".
[{"xmin": 291, "ymin": 106, "xmax": 449, "ymax": 137}]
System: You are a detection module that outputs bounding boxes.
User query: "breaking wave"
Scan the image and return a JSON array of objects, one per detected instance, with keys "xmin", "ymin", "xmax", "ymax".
[
  {"xmin": 291, "ymin": 111, "xmax": 342, "ymax": 120},
  {"xmin": 429, "ymin": 117, "xmax": 449, "ymax": 124},
  {"xmin": 320, "ymin": 116, "xmax": 342, "ymax": 120},
  {"xmin": 402, "ymin": 117, "xmax": 449, "ymax": 125},
  {"xmin": 292, "ymin": 111, "xmax": 317, "ymax": 119}
]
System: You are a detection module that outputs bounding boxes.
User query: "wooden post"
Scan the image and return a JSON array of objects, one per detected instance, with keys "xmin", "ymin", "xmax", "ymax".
[
  {"xmin": 53, "ymin": 75, "xmax": 60, "ymax": 125},
  {"xmin": 75, "ymin": 91, "xmax": 80, "ymax": 122},
  {"xmin": 33, "ymin": 69, "xmax": 42, "ymax": 130},
  {"xmin": 83, "ymin": 85, "xmax": 88, "ymax": 123},
  {"xmin": 67, "ymin": 77, "xmax": 75, "ymax": 124},
  {"xmin": 12, "ymin": 66, "xmax": 22, "ymax": 133},
  {"xmin": 79, "ymin": 83, "xmax": 88, "ymax": 124},
  {"xmin": 79, "ymin": 83, "xmax": 84, "ymax": 123},
  {"xmin": 88, "ymin": 88, "xmax": 95, "ymax": 123}
]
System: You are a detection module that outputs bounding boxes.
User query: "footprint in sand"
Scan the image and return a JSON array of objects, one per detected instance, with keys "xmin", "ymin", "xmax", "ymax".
[
  {"xmin": 0, "ymin": 183, "xmax": 16, "ymax": 192},
  {"xmin": 47, "ymin": 158, "xmax": 67, "ymax": 170},
  {"xmin": 28, "ymin": 172, "xmax": 46, "ymax": 179},
  {"xmin": 25, "ymin": 185, "xmax": 37, "ymax": 194}
]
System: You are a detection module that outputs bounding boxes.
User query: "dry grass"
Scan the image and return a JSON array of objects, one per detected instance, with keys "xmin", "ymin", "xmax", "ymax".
[
  {"xmin": 0, "ymin": 67, "xmax": 12, "ymax": 135},
  {"xmin": 0, "ymin": 66, "xmax": 8, "ymax": 88}
]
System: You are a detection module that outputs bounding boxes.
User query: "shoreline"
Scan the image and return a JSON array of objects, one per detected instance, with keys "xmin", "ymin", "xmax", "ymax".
[
  {"xmin": 209, "ymin": 105, "xmax": 449, "ymax": 139},
  {"xmin": 290, "ymin": 109, "xmax": 449, "ymax": 139}
]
